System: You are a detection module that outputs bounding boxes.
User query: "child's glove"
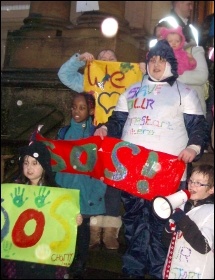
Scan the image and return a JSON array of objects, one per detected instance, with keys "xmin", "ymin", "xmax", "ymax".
[
  {"xmin": 165, "ymin": 208, "xmax": 185, "ymax": 233},
  {"xmin": 171, "ymin": 208, "xmax": 186, "ymax": 223}
]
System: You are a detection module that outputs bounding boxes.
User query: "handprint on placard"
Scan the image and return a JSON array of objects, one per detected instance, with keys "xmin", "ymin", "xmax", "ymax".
[
  {"xmin": 2, "ymin": 240, "xmax": 13, "ymax": 258},
  {"xmin": 34, "ymin": 187, "xmax": 51, "ymax": 208},
  {"xmin": 3, "ymin": 240, "xmax": 12, "ymax": 252},
  {"xmin": 10, "ymin": 186, "xmax": 28, "ymax": 207}
]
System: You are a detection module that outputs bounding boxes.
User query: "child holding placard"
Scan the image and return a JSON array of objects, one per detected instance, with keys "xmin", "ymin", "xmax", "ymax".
[{"xmin": 1, "ymin": 141, "xmax": 82, "ymax": 279}]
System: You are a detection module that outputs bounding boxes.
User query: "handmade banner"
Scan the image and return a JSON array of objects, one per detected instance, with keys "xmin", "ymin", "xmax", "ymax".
[
  {"xmin": 1, "ymin": 183, "xmax": 80, "ymax": 267},
  {"xmin": 36, "ymin": 133, "xmax": 185, "ymax": 200},
  {"xmin": 83, "ymin": 60, "xmax": 143, "ymax": 125}
]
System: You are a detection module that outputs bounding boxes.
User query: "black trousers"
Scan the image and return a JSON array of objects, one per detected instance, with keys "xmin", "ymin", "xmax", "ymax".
[
  {"xmin": 71, "ymin": 217, "xmax": 90, "ymax": 270},
  {"xmin": 105, "ymin": 185, "xmax": 122, "ymax": 216}
]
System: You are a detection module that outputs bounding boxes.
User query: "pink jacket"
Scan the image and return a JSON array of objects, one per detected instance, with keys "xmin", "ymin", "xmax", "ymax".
[{"xmin": 160, "ymin": 26, "xmax": 197, "ymax": 75}]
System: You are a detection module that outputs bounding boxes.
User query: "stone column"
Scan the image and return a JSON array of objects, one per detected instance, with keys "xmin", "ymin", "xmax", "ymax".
[
  {"xmin": 3, "ymin": 1, "xmax": 72, "ymax": 69},
  {"xmin": 1, "ymin": 1, "xmax": 143, "ymax": 152},
  {"xmin": 23, "ymin": 1, "xmax": 71, "ymax": 29},
  {"xmin": 3, "ymin": 1, "xmax": 142, "ymax": 69},
  {"xmin": 67, "ymin": 1, "xmax": 142, "ymax": 62}
]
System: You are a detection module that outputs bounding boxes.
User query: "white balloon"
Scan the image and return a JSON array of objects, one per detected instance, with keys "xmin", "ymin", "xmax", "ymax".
[{"xmin": 101, "ymin": 17, "xmax": 118, "ymax": 38}]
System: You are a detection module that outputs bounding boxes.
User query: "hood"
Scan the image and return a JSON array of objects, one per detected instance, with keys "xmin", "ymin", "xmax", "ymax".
[
  {"xmin": 160, "ymin": 26, "xmax": 185, "ymax": 50},
  {"xmin": 146, "ymin": 39, "xmax": 178, "ymax": 82}
]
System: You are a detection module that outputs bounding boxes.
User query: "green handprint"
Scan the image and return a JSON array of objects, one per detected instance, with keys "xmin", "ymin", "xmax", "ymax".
[
  {"xmin": 3, "ymin": 240, "xmax": 13, "ymax": 258},
  {"xmin": 34, "ymin": 187, "xmax": 51, "ymax": 208},
  {"xmin": 10, "ymin": 186, "xmax": 28, "ymax": 207},
  {"xmin": 3, "ymin": 240, "xmax": 12, "ymax": 252}
]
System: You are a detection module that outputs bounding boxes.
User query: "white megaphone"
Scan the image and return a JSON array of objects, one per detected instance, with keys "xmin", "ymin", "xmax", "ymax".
[{"xmin": 152, "ymin": 190, "xmax": 190, "ymax": 219}]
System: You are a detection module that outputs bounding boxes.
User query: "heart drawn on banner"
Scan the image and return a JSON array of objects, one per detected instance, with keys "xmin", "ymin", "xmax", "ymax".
[{"xmin": 97, "ymin": 91, "xmax": 120, "ymax": 114}]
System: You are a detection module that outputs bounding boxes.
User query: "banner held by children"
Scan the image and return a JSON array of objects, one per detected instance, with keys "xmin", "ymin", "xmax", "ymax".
[
  {"xmin": 1, "ymin": 183, "xmax": 80, "ymax": 267},
  {"xmin": 36, "ymin": 132, "xmax": 186, "ymax": 200},
  {"xmin": 84, "ymin": 60, "xmax": 143, "ymax": 125}
]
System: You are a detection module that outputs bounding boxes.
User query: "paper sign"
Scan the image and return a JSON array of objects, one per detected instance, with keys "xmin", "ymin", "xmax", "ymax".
[
  {"xmin": 76, "ymin": 1, "xmax": 99, "ymax": 12},
  {"xmin": 1, "ymin": 184, "xmax": 80, "ymax": 267},
  {"xmin": 84, "ymin": 60, "xmax": 143, "ymax": 125}
]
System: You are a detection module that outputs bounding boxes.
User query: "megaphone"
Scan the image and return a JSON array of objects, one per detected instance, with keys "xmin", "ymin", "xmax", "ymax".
[{"xmin": 152, "ymin": 190, "xmax": 190, "ymax": 219}]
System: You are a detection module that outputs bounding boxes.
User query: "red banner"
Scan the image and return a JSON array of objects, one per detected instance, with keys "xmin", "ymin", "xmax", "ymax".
[{"xmin": 36, "ymin": 133, "xmax": 185, "ymax": 200}]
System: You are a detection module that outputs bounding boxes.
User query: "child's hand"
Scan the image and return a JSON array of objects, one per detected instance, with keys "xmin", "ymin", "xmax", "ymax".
[
  {"xmin": 79, "ymin": 52, "xmax": 95, "ymax": 62},
  {"xmin": 94, "ymin": 126, "xmax": 108, "ymax": 140},
  {"xmin": 139, "ymin": 62, "xmax": 146, "ymax": 74},
  {"xmin": 171, "ymin": 208, "xmax": 186, "ymax": 223},
  {"xmin": 76, "ymin": 213, "xmax": 83, "ymax": 226},
  {"xmin": 165, "ymin": 208, "xmax": 185, "ymax": 232},
  {"xmin": 178, "ymin": 147, "xmax": 197, "ymax": 163},
  {"xmin": 187, "ymin": 53, "xmax": 196, "ymax": 64},
  {"xmin": 186, "ymin": 52, "xmax": 193, "ymax": 59}
]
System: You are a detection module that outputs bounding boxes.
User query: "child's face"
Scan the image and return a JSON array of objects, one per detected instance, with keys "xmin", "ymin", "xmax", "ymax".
[
  {"xmin": 71, "ymin": 95, "xmax": 91, "ymax": 123},
  {"xmin": 97, "ymin": 50, "xmax": 117, "ymax": 61},
  {"xmin": 148, "ymin": 55, "xmax": 167, "ymax": 80},
  {"xmin": 23, "ymin": 155, "xmax": 43, "ymax": 185},
  {"xmin": 188, "ymin": 171, "xmax": 214, "ymax": 203},
  {"xmin": 166, "ymin": 33, "xmax": 181, "ymax": 49}
]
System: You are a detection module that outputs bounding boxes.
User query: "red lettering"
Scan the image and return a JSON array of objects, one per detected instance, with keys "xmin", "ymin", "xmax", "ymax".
[
  {"xmin": 12, "ymin": 209, "xmax": 45, "ymax": 248},
  {"xmin": 87, "ymin": 64, "xmax": 108, "ymax": 86},
  {"xmin": 110, "ymin": 71, "xmax": 125, "ymax": 89},
  {"xmin": 87, "ymin": 64, "xmax": 125, "ymax": 89}
]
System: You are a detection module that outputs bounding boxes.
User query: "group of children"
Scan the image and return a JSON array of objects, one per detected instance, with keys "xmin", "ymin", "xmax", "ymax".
[{"xmin": 2, "ymin": 26, "xmax": 214, "ymax": 280}]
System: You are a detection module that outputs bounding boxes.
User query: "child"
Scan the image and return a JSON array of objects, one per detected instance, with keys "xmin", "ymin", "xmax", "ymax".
[
  {"xmin": 94, "ymin": 39, "xmax": 209, "ymax": 278},
  {"xmin": 162, "ymin": 164, "xmax": 214, "ymax": 279},
  {"xmin": 155, "ymin": 24, "xmax": 208, "ymax": 118},
  {"xmin": 55, "ymin": 92, "xmax": 107, "ymax": 278},
  {"xmin": 16, "ymin": 141, "xmax": 59, "ymax": 187},
  {"xmin": 58, "ymin": 50, "xmax": 123, "ymax": 251},
  {"xmin": 160, "ymin": 26, "xmax": 197, "ymax": 75},
  {"xmin": 1, "ymin": 141, "xmax": 83, "ymax": 279}
]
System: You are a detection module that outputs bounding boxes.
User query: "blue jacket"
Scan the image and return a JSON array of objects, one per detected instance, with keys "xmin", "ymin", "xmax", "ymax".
[
  {"xmin": 55, "ymin": 117, "xmax": 107, "ymax": 216},
  {"xmin": 58, "ymin": 53, "xmax": 85, "ymax": 93}
]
